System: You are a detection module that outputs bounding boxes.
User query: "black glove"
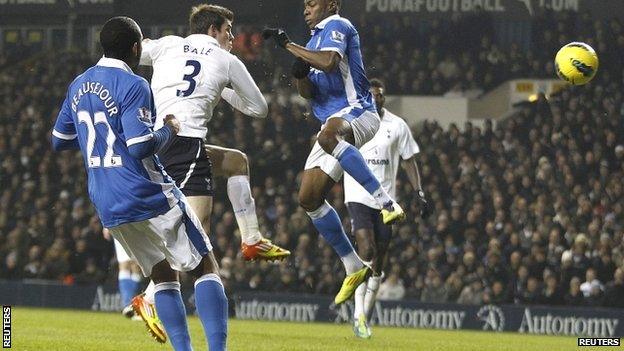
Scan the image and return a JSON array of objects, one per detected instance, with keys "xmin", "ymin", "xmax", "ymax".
[
  {"xmin": 262, "ymin": 27, "xmax": 291, "ymax": 48},
  {"xmin": 416, "ymin": 190, "xmax": 432, "ymax": 219},
  {"xmin": 291, "ymin": 58, "xmax": 311, "ymax": 79}
]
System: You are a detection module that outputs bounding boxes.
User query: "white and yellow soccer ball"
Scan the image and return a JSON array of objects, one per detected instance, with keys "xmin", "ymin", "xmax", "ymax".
[{"xmin": 554, "ymin": 42, "xmax": 599, "ymax": 85}]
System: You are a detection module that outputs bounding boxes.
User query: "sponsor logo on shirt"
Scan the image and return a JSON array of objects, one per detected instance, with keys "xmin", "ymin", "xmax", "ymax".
[{"xmin": 367, "ymin": 159, "xmax": 389, "ymax": 165}]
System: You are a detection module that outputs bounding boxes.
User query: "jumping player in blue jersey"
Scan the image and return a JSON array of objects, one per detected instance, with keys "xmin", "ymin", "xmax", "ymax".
[
  {"xmin": 263, "ymin": 0, "xmax": 406, "ymax": 304},
  {"xmin": 52, "ymin": 17, "xmax": 227, "ymax": 351}
]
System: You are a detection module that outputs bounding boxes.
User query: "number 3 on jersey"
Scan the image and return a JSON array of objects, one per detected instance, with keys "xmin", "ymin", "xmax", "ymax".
[
  {"xmin": 177, "ymin": 60, "xmax": 201, "ymax": 97},
  {"xmin": 77, "ymin": 110, "xmax": 122, "ymax": 168}
]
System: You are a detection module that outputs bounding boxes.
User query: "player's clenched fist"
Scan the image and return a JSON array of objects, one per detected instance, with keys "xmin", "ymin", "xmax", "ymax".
[
  {"xmin": 164, "ymin": 114, "xmax": 180, "ymax": 135},
  {"xmin": 262, "ymin": 27, "xmax": 291, "ymax": 48}
]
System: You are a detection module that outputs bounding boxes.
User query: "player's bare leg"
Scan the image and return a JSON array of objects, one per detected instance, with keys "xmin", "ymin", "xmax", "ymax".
[
  {"xmin": 353, "ymin": 227, "xmax": 375, "ymax": 338},
  {"xmin": 299, "ymin": 167, "xmax": 370, "ymax": 304},
  {"xmin": 364, "ymin": 236, "xmax": 389, "ymax": 319},
  {"xmin": 185, "ymin": 195, "xmax": 213, "ymax": 232},
  {"xmin": 207, "ymin": 145, "xmax": 290, "ymax": 261},
  {"xmin": 317, "ymin": 117, "xmax": 405, "ymax": 224}
]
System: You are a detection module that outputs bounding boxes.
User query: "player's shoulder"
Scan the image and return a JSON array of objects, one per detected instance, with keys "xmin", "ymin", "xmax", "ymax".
[
  {"xmin": 385, "ymin": 110, "xmax": 411, "ymax": 130},
  {"xmin": 117, "ymin": 73, "xmax": 151, "ymax": 97},
  {"xmin": 326, "ymin": 15, "xmax": 356, "ymax": 32},
  {"xmin": 147, "ymin": 35, "xmax": 184, "ymax": 47}
]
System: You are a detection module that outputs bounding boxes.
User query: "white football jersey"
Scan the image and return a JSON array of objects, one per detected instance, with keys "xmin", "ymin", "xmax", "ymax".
[
  {"xmin": 344, "ymin": 109, "xmax": 420, "ymax": 209},
  {"xmin": 140, "ymin": 34, "xmax": 267, "ymax": 139}
]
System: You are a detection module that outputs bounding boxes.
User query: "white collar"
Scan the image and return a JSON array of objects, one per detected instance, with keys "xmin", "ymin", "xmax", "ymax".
[
  {"xmin": 315, "ymin": 14, "xmax": 340, "ymax": 30},
  {"xmin": 97, "ymin": 57, "xmax": 133, "ymax": 73},
  {"xmin": 186, "ymin": 34, "xmax": 220, "ymax": 46}
]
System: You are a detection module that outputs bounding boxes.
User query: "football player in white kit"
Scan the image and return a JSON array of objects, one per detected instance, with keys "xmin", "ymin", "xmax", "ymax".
[
  {"xmin": 130, "ymin": 4, "xmax": 289, "ymax": 342},
  {"xmin": 140, "ymin": 4, "xmax": 289, "ymax": 262},
  {"xmin": 344, "ymin": 79, "xmax": 431, "ymax": 338}
]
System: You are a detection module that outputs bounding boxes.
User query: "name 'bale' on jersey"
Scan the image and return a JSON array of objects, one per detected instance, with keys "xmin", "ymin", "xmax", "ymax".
[
  {"xmin": 344, "ymin": 110, "xmax": 420, "ymax": 210},
  {"xmin": 305, "ymin": 14, "xmax": 375, "ymax": 123},
  {"xmin": 52, "ymin": 58, "xmax": 177, "ymax": 228}
]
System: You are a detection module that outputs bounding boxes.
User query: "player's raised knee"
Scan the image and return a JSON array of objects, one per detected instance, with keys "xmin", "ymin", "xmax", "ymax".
[
  {"xmin": 298, "ymin": 188, "xmax": 323, "ymax": 212},
  {"xmin": 317, "ymin": 128, "xmax": 340, "ymax": 154},
  {"xmin": 223, "ymin": 149, "xmax": 249, "ymax": 176}
]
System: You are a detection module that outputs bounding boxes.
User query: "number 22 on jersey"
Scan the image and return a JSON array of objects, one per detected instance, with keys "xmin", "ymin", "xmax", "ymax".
[{"xmin": 77, "ymin": 110, "xmax": 122, "ymax": 168}]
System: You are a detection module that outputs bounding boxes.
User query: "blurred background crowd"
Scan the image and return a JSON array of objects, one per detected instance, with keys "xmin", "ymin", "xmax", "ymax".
[{"xmin": 1, "ymin": 11, "xmax": 623, "ymax": 309}]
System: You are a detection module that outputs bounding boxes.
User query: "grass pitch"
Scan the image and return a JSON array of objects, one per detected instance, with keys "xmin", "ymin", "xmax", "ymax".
[{"xmin": 12, "ymin": 307, "xmax": 599, "ymax": 350}]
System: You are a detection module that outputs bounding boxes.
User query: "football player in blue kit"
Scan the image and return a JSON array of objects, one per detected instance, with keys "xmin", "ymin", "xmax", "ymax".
[
  {"xmin": 263, "ymin": 0, "xmax": 406, "ymax": 304},
  {"xmin": 52, "ymin": 17, "xmax": 227, "ymax": 351}
]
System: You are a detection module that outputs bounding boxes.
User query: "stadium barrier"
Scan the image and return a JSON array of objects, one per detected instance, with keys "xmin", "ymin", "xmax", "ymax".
[{"xmin": 1, "ymin": 280, "xmax": 622, "ymax": 337}]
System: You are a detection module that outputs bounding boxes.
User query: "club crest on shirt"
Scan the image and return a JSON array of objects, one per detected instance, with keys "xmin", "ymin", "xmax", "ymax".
[
  {"xmin": 137, "ymin": 107, "xmax": 153, "ymax": 126},
  {"xmin": 330, "ymin": 30, "xmax": 345, "ymax": 43}
]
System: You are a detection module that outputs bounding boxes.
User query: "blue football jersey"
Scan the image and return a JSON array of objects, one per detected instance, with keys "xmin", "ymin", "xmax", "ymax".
[
  {"xmin": 305, "ymin": 15, "xmax": 375, "ymax": 123},
  {"xmin": 52, "ymin": 57, "xmax": 178, "ymax": 228}
]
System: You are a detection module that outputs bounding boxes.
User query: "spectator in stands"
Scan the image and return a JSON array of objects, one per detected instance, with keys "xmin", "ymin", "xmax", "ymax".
[
  {"xmin": 377, "ymin": 273, "xmax": 406, "ymax": 301},
  {"xmin": 580, "ymin": 268, "xmax": 603, "ymax": 297},
  {"xmin": 564, "ymin": 277, "xmax": 585, "ymax": 306},
  {"xmin": 540, "ymin": 274, "xmax": 563, "ymax": 306},
  {"xmin": 420, "ymin": 270, "xmax": 448, "ymax": 303},
  {"xmin": 603, "ymin": 268, "xmax": 624, "ymax": 308}
]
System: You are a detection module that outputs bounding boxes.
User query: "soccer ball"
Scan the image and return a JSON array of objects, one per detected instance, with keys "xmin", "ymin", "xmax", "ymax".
[{"xmin": 554, "ymin": 42, "xmax": 599, "ymax": 85}]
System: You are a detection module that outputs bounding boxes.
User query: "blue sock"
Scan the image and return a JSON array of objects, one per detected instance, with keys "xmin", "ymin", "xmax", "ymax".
[
  {"xmin": 154, "ymin": 282, "xmax": 192, "ymax": 351},
  {"xmin": 332, "ymin": 140, "xmax": 381, "ymax": 194},
  {"xmin": 129, "ymin": 273, "xmax": 142, "ymax": 298},
  {"xmin": 194, "ymin": 274, "xmax": 228, "ymax": 351},
  {"xmin": 308, "ymin": 202, "xmax": 355, "ymax": 257},
  {"xmin": 118, "ymin": 270, "xmax": 134, "ymax": 307}
]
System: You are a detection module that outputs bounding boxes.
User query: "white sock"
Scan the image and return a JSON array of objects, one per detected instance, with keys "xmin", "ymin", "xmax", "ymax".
[
  {"xmin": 364, "ymin": 275, "xmax": 381, "ymax": 319},
  {"xmin": 354, "ymin": 281, "xmax": 367, "ymax": 320},
  {"xmin": 131, "ymin": 273, "xmax": 142, "ymax": 283},
  {"xmin": 372, "ymin": 186, "xmax": 393, "ymax": 208},
  {"xmin": 340, "ymin": 251, "xmax": 363, "ymax": 275},
  {"xmin": 118, "ymin": 269, "xmax": 131, "ymax": 280},
  {"xmin": 144, "ymin": 280, "xmax": 156, "ymax": 304},
  {"xmin": 227, "ymin": 175, "xmax": 262, "ymax": 244}
]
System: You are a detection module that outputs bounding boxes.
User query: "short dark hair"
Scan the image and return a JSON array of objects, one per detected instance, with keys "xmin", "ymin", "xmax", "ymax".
[
  {"xmin": 100, "ymin": 16, "xmax": 142, "ymax": 59},
  {"xmin": 329, "ymin": 0, "xmax": 341, "ymax": 13},
  {"xmin": 189, "ymin": 4, "xmax": 234, "ymax": 35},
  {"xmin": 370, "ymin": 78, "xmax": 385, "ymax": 90}
]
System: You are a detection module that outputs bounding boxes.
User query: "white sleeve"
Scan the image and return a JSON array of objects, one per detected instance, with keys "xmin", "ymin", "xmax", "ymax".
[
  {"xmin": 398, "ymin": 119, "xmax": 420, "ymax": 159},
  {"xmin": 139, "ymin": 38, "xmax": 159, "ymax": 66},
  {"xmin": 222, "ymin": 56, "xmax": 268, "ymax": 118}
]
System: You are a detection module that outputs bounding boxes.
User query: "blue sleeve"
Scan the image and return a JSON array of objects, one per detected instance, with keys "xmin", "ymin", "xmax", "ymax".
[
  {"xmin": 52, "ymin": 96, "xmax": 79, "ymax": 151},
  {"xmin": 318, "ymin": 20, "xmax": 351, "ymax": 57},
  {"xmin": 52, "ymin": 135, "xmax": 80, "ymax": 151},
  {"xmin": 120, "ymin": 79, "xmax": 157, "ymax": 150},
  {"xmin": 127, "ymin": 125, "xmax": 173, "ymax": 159}
]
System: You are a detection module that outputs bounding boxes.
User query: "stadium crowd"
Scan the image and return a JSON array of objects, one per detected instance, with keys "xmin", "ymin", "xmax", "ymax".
[{"xmin": 1, "ymin": 12, "xmax": 624, "ymax": 309}]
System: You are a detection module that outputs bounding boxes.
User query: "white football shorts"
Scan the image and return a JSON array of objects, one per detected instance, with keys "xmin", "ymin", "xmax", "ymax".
[
  {"xmin": 108, "ymin": 197, "xmax": 212, "ymax": 277},
  {"xmin": 304, "ymin": 107, "xmax": 380, "ymax": 182},
  {"xmin": 113, "ymin": 238, "xmax": 132, "ymax": 264}
]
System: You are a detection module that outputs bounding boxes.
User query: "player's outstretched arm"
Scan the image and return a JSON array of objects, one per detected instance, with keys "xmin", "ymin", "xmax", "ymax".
[
  {"xmin": 286, "ymin": 42, "xmax": 340, "ymax": 73},
  {"xmin": 262, "ymin": 27, "xmax": 340, "ymax": 73},
  {"xmin": 127, "ymin": 115, "xmax": 179, "ymax": 159},
  {"xmin": 222, "ymin": 57, "xmax": 268, "ymax": 118}
]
